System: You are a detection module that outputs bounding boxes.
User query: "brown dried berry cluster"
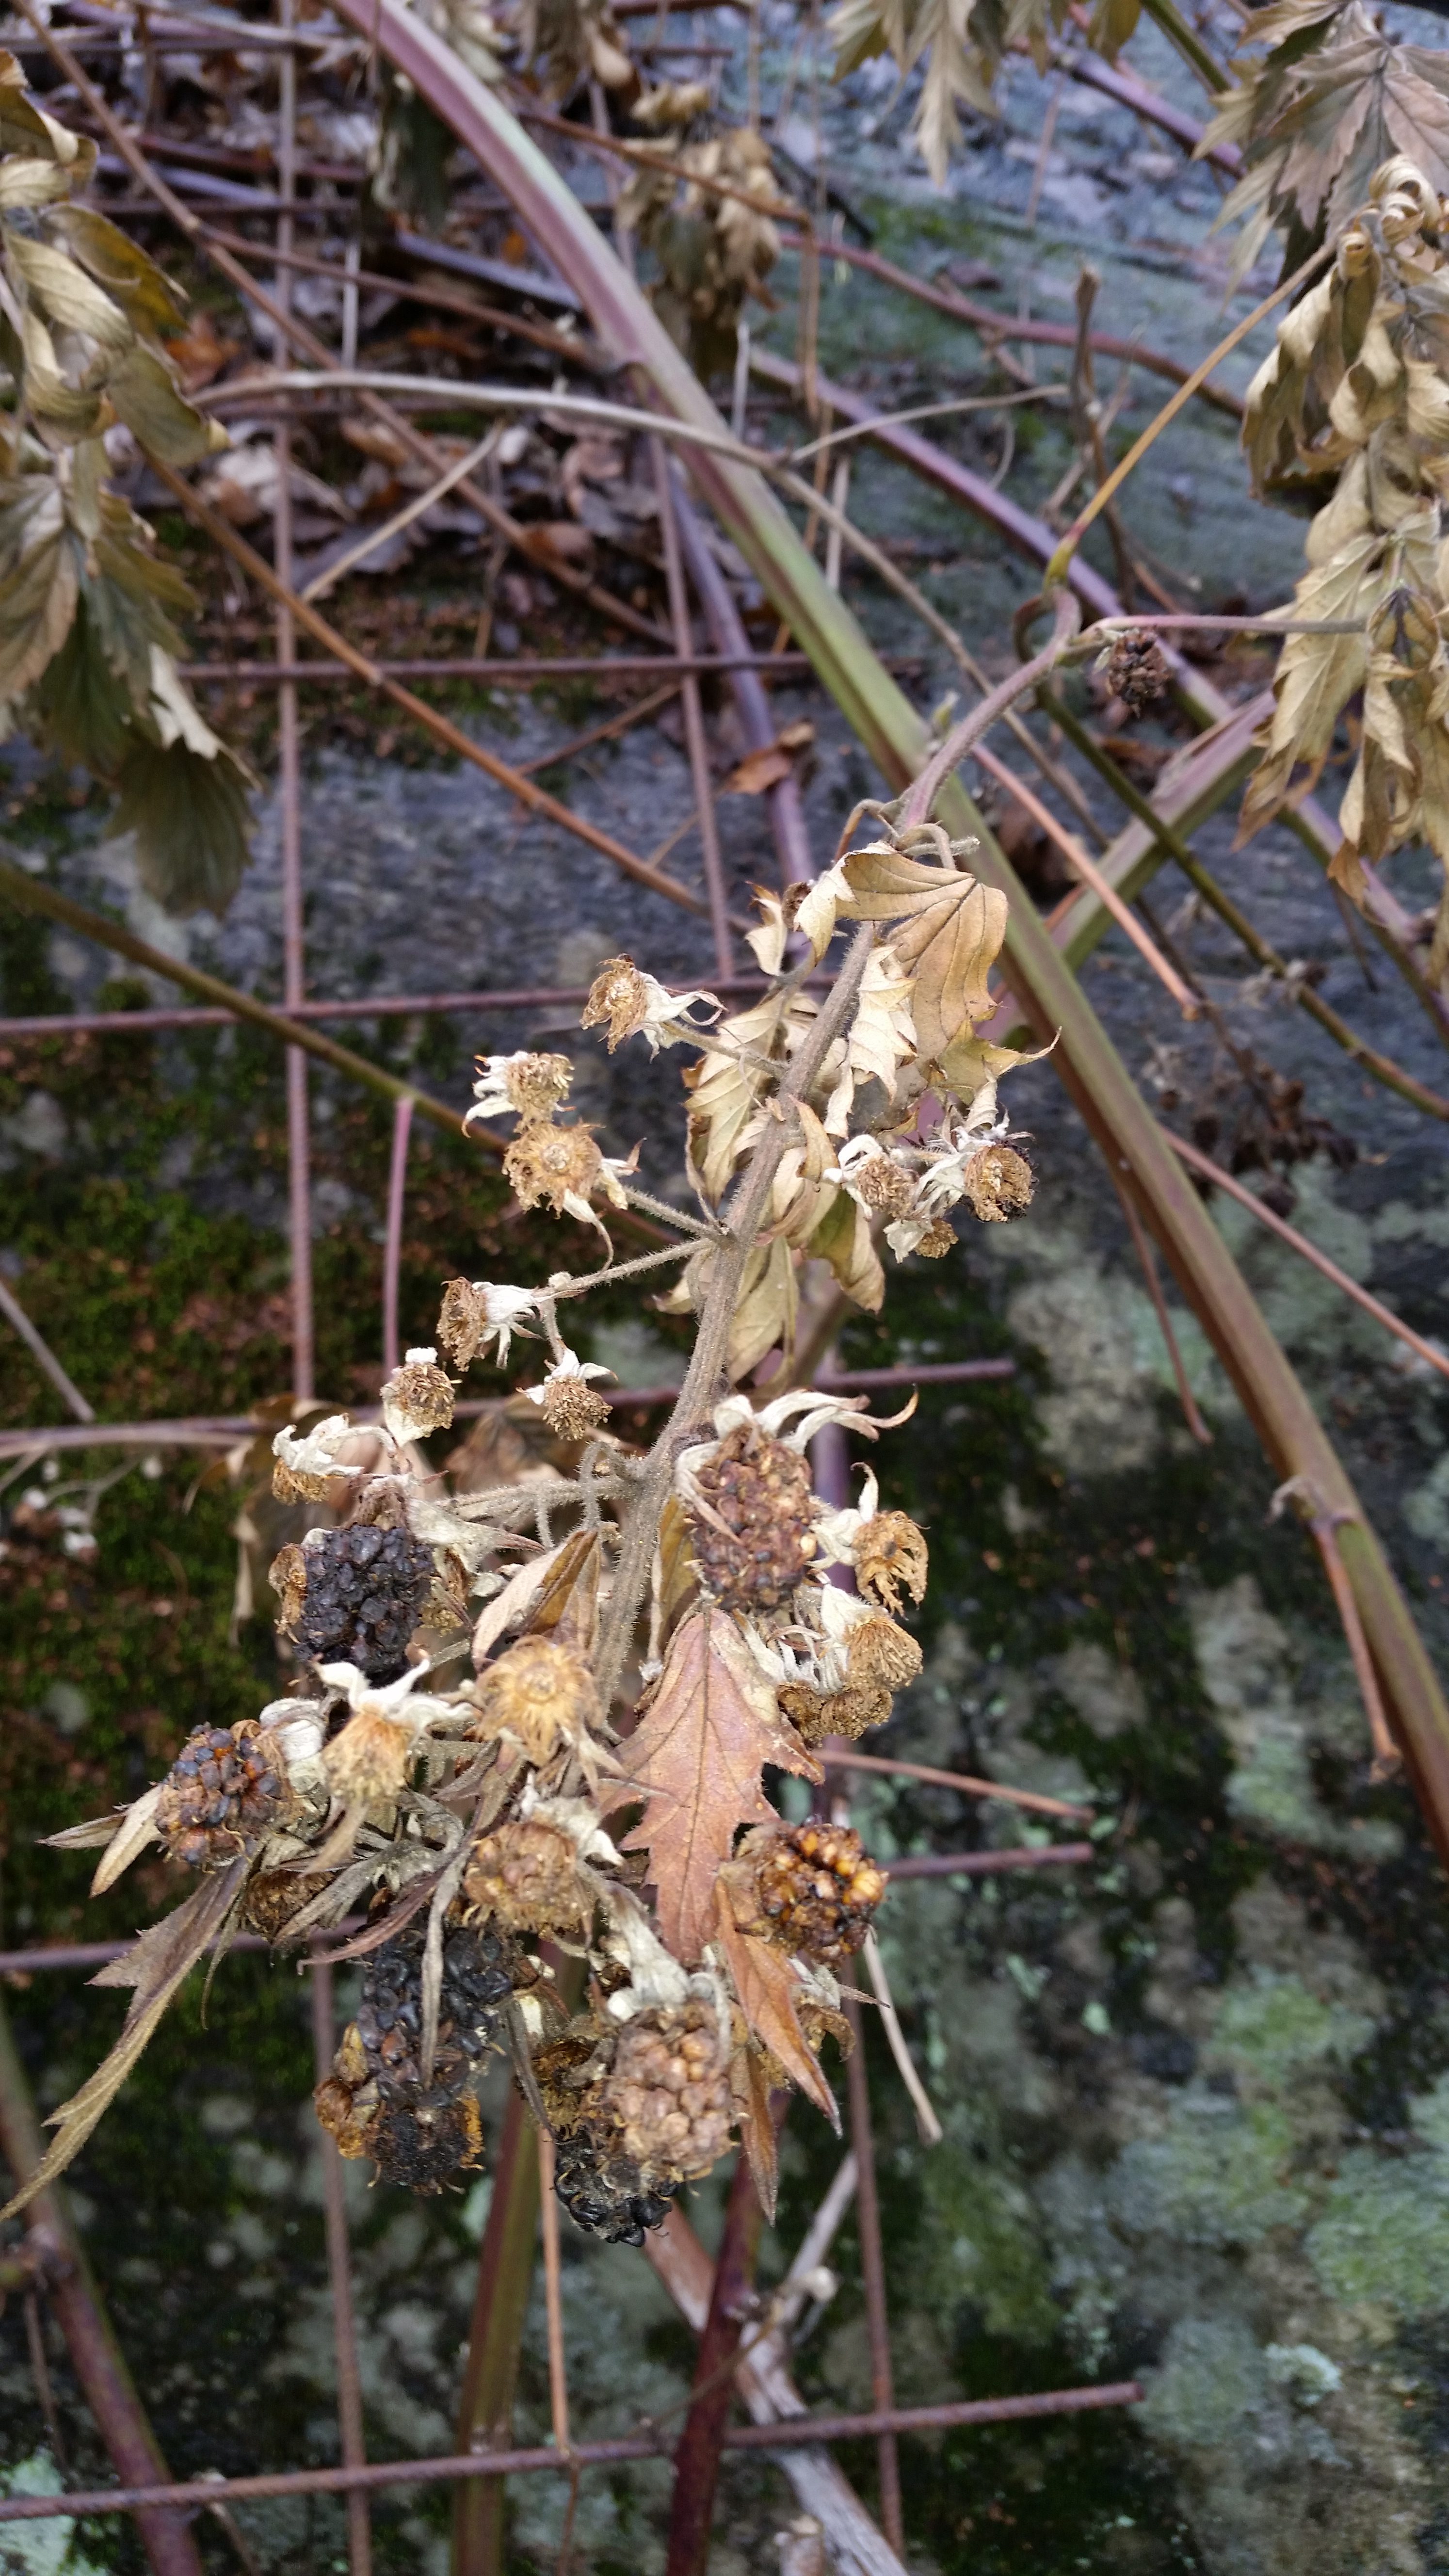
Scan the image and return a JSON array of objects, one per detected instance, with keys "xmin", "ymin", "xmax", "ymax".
[
  {"xmin": 602, "ymin": 1999, "xmax": 734, "ymax": 2180},
  {"xmin": 1102, "ymin": 630, "xmax": 1170, "ymax": 715},
  {"xmin": 157, "ymin": 1723, "xmax": 289, "ymax": 1870},
  {"xmin": 687, "ymin": 1423, "xmax": 815, "ymax": 1610},
  {"xmin": 463, "ymin": 1818, "xmax": 592, "ymax": 1937},
  {"xmin": 753, "ymin": 1822, "xmax": 887, "ymax": 1965}
]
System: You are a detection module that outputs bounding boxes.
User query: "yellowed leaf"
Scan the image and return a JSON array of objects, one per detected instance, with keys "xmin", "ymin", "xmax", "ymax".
[{"xmin": 839, "ymin": 841, "xmax": 1008, "ymax": 1061}]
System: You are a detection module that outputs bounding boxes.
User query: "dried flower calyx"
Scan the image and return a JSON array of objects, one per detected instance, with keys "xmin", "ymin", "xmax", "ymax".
[
  {"xmin": 467, "ymin": 1635, "xmax": 603, "ymax": 1768},
  {"xmin": 524, "ymin": 1347, "xmax": 615, "ymax": 1440},
  {"xmin": 582, "ymin": 955, "xmax": 722, "ymax": 1053},
  {"xmin": 157, "ymin": 1722, "xmax": 290, "ymax": 1869},
  {"xmin": 382, "ymin": 1347, "xmax": 455, "ymax": 1443},
  {"xmin": 467, "ymin": 1050, "xmax": 575, "ymax": 1130}
]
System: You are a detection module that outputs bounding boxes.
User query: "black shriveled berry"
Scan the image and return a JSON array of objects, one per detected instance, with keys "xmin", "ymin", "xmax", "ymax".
[
  {"xmin": 292, "ymin": 1524, "xmax": 435, "ymax": 1681},
  {"xmin": 157, "ymin": 1723, "xmax": 287, "ymax": 1869},
  {"xmin": 552, "ymin": 2129, "xmax": 677, "ymax": 2247}
]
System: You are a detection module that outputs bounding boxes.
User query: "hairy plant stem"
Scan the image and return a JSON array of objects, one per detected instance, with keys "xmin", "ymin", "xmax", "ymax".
[
  {"xmin": 896, "ymin": 590, "xmax": 1081, "ymax": 828},
  {"xmin": 1041, "ymin": 694, "xmax": 1449, "ymax": 1123},
  {"xmin": 595, "ymin": 928, "xmax": 873, "ymax": 1705}
]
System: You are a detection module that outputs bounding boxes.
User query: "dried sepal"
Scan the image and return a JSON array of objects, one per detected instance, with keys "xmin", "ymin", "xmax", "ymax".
[
  {"xmin": 382, "ymin": 1346, "xmax": 455, "ymax": 1443},
  {"xmin": 581, "ymin": 954, "xmax": 721, "ymax": 1052},
  {"xmin": 853, "ymin": 1510, "xmax": 929, "ymax": 1612},
  {"xmin": 466, "ymin": 1049, "xmax": 575, "ymax": 1130},
  {"xmin": 436, "ymin": 1278, "xmax": 541, "ymax": 1371},
  {"xmin": 272, "ymin": 1413, "xmax": 363, "ymax": 1503}
]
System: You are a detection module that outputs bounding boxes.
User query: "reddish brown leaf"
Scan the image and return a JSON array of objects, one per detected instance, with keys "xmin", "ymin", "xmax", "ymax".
[
  {"xmin": 713, "ymin": 1883, "xmax": 837, "ymax": 2124},
  {"xmin": 619, "ymin": 1608, "xmax": 821, "ymax": 1963},
  {"xmin": 725, "ymin": 744, "xmax": 792, "ymax": 796}
]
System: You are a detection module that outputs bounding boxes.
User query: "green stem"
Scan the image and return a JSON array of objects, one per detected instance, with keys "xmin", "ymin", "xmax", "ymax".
[
  {"xmin": 1137, "ymin": 0, "xmax": 1231, "ymax": 94},
  {"xmin": 451, "ymin": 2091, "xmax": 539, "ymax": 2576}
]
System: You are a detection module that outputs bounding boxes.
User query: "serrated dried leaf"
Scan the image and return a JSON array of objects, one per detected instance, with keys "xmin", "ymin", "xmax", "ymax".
[
  {"xmin": 838, "ymin": 841, "xmax": 1007, "ymax": 1062},
  {"xmin": 730, "ymin": 2032, "xmax": 780, "ymax": 2219},
  {"xmin": 620, "ymin": 1607, "xmax": 821, "ymax": 1964},
  {"xmin": 0, "ymin": 1860, "xmax": 247, "ymax": 2222},
  {"xmin": 714, "ymin": 1879, "xmax": 837, "ymax": 2122},
  {"xmin": 107, "ymin": 338, "xmax": 228, "ymax": 467},
  {"xmin": 726, "ymin": 1232, "xmax": 797, "ymax": 1383},
  {"xmin": 112, "ymin": 732, "xmax": 252, "ymax": 917}
]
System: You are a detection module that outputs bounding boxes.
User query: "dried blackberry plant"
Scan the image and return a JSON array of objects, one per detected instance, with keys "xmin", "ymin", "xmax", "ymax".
[{"xmin": 2, "ymin": 822, "xmax": 1038, "ymax": 2236}]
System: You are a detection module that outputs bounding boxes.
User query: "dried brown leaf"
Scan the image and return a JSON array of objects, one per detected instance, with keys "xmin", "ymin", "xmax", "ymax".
[
  {"xmin": 0, "ymin": 1860, "xmax": 247, "ymax": 2222},
  {"xmin": 620, "ymin": 1607, "xmax": 821, "ymax": 1964},
  {"xmin": 713, "ymin": 1881, "xmax": 837, "ymax": 2122}
]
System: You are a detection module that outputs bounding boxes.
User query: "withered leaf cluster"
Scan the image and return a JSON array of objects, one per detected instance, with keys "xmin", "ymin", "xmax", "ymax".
[
  {"xmin": 1237, "ymin": 154, "xmax": 1449, "ymax": 976},
  {"xmin": 0, "ymin": 52, "xmax": 253, "ymax": 914}
]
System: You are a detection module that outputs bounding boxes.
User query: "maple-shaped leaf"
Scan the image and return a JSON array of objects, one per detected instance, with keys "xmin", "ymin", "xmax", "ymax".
[
  {"xmin": 619, "ymin": 1608, "xmax": 821, "ymax": 1963},
  {"xmin": 838, "ymin": 839, "xmax": 1007, "ymax": 1063},
  {"xmin": 713, "ymin": 1876, "xmax": 837, "ymax": 2123},
  {"xmin": 1205, "ymin": 3, "xmax": 1449, "ymax": 276}
]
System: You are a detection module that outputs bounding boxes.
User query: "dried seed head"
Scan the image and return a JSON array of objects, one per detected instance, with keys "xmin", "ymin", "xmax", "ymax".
[
  {"xmin": 551, "ymin": 2126, "xmax": 676, "ymax": 2244},
  {"xmin": 468, "ymin": 1635, "xmax": 602, "ymax": 1765},
  {"xmin": 752, "ymin": 1821, "xmax": 888, "ymax": 1965},
  {"xmin": 437, "ymin": 1278, "xmax": 487, "ymax": 1369},
  {"xmin": 243, "ymin": 1867, "xmax": 335, "ymax": 1945},
  {"xmin": 846, "ymin": 1613, "xmax": 922, "ymax": 1691},
  {"xmin": 686, "ymin": 1422, "xmax": 816, "ymax": 1611},
  {"xmin": 960, "ymin": 1143, "xmax": 1034, "ymax": 1225},
  {"xmin": 382, "ymin": 1347, "xmax": 455, "ymax": 1442},
  {"xmin": 538, "ymin": 1373, "xmax": 612, "ymax": 1440},
  {"xmin": 913, "ymin": 1218, "xmax": 958, "ymax": 1259},
  {"xmin": 464, "ymin": 1818, "xmax": 593, "ymax": 1935},
  {"xmin": 853, "ymin": 1511, "xmax": 929, "ymax": 1614},
  {"xmin": 323, "ymin": 1703, "xmax": 416, "ymax": 1807},
  {"xmin": 505, "ymin": 1120, "xmax": 604, "ymax": 1216},
  {"xmin": 600, "ymin": 1999, "xmax": 733, "ymax": 2183},
  {"xmin": 852, "ymin": 1153, "xmax": 918, "ymax": 1219},
  {"xmin": 582, "ymin": 955, "xmax": 651, "ymax": 1049},
  {"xmin": 1100, "ymin": 630, "xmax": 1170, "ymax": 715},
  {"xmin": 157, "ymin": 1721, "xmax": 290, "ymax": 1869},
  {"xmin": 777, "ymin": 1679, "xmax": 893, "ymax": 1745},
  {"xmin": 504, "ymin": 1051, "xmax": 575, "ymax": 1122},
  {"xmin": 269, "ymin": 1542, "xmax": 309, "ymax": 1633}
]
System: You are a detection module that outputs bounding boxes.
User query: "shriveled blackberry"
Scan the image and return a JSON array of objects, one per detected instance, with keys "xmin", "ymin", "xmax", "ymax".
[
  {"xmin": 753, "ymin": 1822, "xmax": 887, "ymax": 1965},
  {"xmin": 552, "ymin": 2128, "xmax": 676, "ymax": 2246},
  {"xmin": 598, "ymin": 1999, "xmax": 733, "ymax": 2182},
  {"xmin": 686, "ymin": 1423, "xmax": 815, "ymax": 1611},
  {"xmin": 357, "ymin": 1918, "xmax": 514, "ymax": 2109},
  {"xmin": 316, "ymin": 1920, "xmax": 513, "ymax": 2193},
  {"xmin": 290, "ymin": 1524, "xmax": 435, "ymax": 1681},
  {"xmin": 157, "ymin": 1723, "xmax": 288, "ymax": 1869}
]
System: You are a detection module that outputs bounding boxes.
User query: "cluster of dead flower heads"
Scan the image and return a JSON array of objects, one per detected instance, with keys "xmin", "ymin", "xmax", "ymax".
[{"xmin": 6, "ymin": 821, "xmax": 1037, "ymax": 2240}]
